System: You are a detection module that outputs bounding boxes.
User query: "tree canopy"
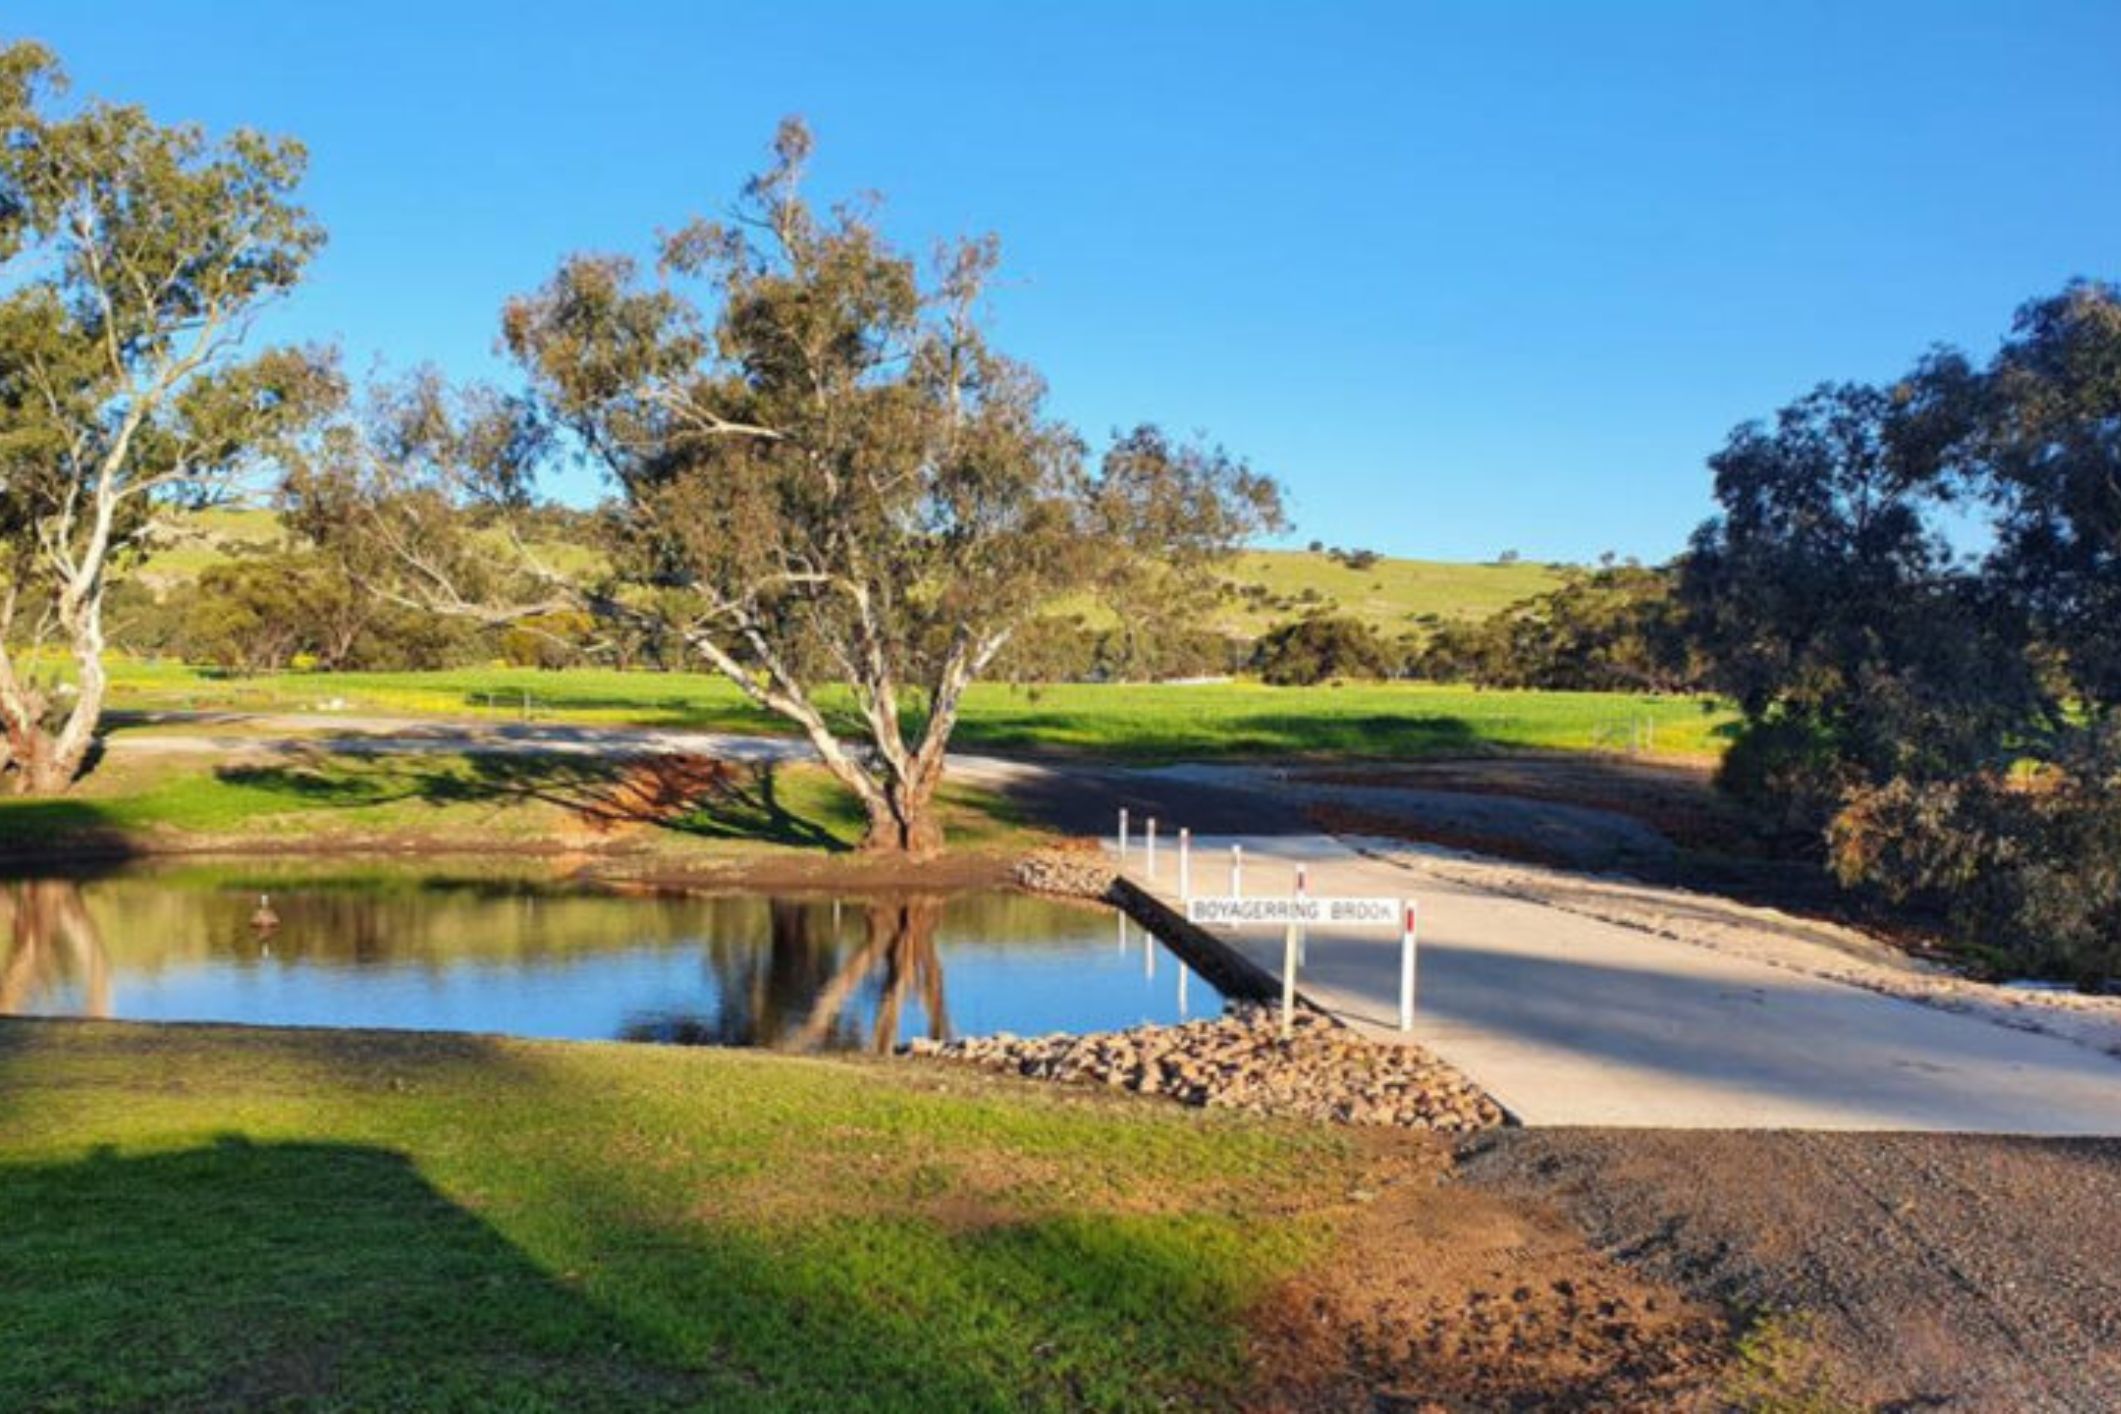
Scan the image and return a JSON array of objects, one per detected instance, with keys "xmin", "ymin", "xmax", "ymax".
[
  {"xmin": 0, "ymin": 40, "xmax": 331, "ymax": 791},
  {"xmin": 310, "ymin": 120, "xmax": 1282, "ymax": 853},
  {"xmin": 1684, "ymin": 279, "xmax": 2121, "ymax": 983}
]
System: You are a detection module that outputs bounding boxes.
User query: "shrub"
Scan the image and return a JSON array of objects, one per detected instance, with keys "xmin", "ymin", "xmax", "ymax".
[{"xmin": 1829, "ymin": 745, "xmax": 2121, "ymax": 987}]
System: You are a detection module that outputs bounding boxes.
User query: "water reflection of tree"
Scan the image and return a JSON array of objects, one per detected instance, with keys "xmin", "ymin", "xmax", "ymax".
[
  {"xmin": 625, "ymin": 896, "xmax": 948, "ymax": 1052},
  {"xmin": 793, "ymin": 896, "xmax": 948, "ymax": 1053},
  {"xmin": 0, "ymin": 881, "xmax": 109, "ymax": 1018}
]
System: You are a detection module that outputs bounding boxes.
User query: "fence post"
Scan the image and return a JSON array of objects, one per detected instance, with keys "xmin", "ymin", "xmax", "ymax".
[
  {"xmin": 1145, "ymin": 818, "xmax": 1157, "ymax": 879},
  {"xmin": 1230, "ymin": 844, "xmax": 1243, "ymax": 899},
  {"xmin": 1178, "ymin": 828, "xmax": 1191, "ymax": 900},
  {"xmin": 1399, "ymin": 901, "xmax": 1419, "ymax": 1031},
  {"xmin": 1117, "ymin": 807, "xmax": 1129, "ymax": 863}
]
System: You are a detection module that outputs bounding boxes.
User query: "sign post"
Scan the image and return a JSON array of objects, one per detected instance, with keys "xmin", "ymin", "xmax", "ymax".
[{"xmin": 1184, "ymin": 895, "xmax": 1408, "ymax": 1039}]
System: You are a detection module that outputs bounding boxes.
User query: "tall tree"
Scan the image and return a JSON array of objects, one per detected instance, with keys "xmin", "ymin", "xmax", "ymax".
[
  {"xmin": 0, "ymin": 42, "xmax": 333, "ymax": 792},
  {"xmin": 317, "ymin": 121, "xmax": 1281, "ymax": 855},
  {"xmin": 1972, "ymin": 280, "xmax": 2121, "ymax": 714},
  {"xmin": 1680, "ymin": 379, "xmax": 2032, "ymax": 821},
  {"xmin": 1682, "ymin": 281, "xmax": 2121, "ymax": 982}
]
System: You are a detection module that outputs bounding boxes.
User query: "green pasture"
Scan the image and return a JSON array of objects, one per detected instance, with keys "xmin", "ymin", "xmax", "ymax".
[
  {"xmin": 0, "ymin": 748, "xmax": 1036, "ymax": 855},
  {"xmin": 99, "ymin": 660, "xmax": 1732, "ymax": 761}
]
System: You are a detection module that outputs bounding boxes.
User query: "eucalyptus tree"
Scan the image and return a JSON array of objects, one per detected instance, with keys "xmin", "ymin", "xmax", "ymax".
[
  {"xmin": 0, "ymin": 42, "xmax": 333, "ymax": 792},
  {"xmin": 325, "ymin": 120, "xmax": 1281, "ymax": 855},
  {"xmin": 1682, "ymin": 280, "xmax": 2121, "ymax": 981}
]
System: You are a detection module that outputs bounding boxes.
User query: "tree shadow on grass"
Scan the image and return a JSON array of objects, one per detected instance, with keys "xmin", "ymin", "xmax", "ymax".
[
  {"xmin": 0, "ymin": 1134, "xmax": 708, "ymax": 1411},
  {"xmin": 952, "ymin": 710, "xmax": 1488, "ymax": 760},
  {"xmin": 0, "ymin": 1022, "xmax": 1281, "ymax": 1410},
  {"xmin": 216, "ymin": 752, "xmax": 857, "ymax": 850},
  {"xmin": 0, "ymin": 796, "xmax": 146, "ymax": 858}
]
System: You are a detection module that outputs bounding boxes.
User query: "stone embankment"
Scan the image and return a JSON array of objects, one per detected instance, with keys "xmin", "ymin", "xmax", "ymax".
[
  {"xmin": 906, "ymin": 1002, "xmax": 1505, "ymax": 1133},
  {"xmin": 1012, "ymin": 849, "xmax": 1118, "ymax": 899}
]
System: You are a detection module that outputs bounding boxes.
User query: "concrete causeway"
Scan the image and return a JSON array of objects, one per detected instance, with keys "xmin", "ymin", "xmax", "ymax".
[{"xmin": 1115, "ymin": 832, "xmax": 2121, "ymax": 1134}]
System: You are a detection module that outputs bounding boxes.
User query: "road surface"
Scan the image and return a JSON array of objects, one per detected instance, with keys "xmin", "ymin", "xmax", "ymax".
[{"xmin": 1115, "ymin": 831, "xmax": 2121, "ymax": 1132}]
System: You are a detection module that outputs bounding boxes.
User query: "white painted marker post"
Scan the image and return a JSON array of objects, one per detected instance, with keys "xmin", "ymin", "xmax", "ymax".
[
  {"xmin": 1280, "ymin": 921, "xmax": 1299, "ymax": 1040},
  {"xmin": 1178, "ymin": 828, "xmax": 1191, "ymax": 900},
  {"xmin": 1231, "ymin": 844, "xmax": 1244, "ymax": 899},
  {"xmin": 1145, "ymin": 818, "xmax": 1157, "ymax": 878},
  {"xmin": 1117, "ymin": 807, "xmax": 1129, "ymax": 863},
  {"xmin": 1399, "ymin": 901, "xmax": 1419, "ymax": 1031},
  {"xmin": 1294, "ymin": 864, "xmax": 1309, "ymax": 966}
]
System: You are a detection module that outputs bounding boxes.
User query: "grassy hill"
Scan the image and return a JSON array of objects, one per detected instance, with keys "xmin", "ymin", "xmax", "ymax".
[
  {"xmin": 1210, "ymin": 549, "xmax": 1562, "ymax": 637},
  {"xmin": 139, "ymin": 508, "xmax": 1568, "ymax": 635},
  {"xmin": 134, "ymin": 505, "xmax": 286, "ymax": 585}
]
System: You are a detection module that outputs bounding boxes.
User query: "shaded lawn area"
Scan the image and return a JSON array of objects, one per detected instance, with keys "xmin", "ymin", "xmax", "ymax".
[
  {"xmin": 103, "ymin": 661, "xmax": 1736, "ymax": 762},
  {"xmin": 0, "ymin": 751, "xmax": 1040, "ymax": 856},
  {"xmin": 0, "ymin": 1020, "xmax": 1372, "ymax": 1411}
]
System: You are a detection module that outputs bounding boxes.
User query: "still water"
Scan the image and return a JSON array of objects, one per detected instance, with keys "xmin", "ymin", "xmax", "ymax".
[{"xmin": 0, "ymin": 865, "xmax": 1220, "ymax": 1050}]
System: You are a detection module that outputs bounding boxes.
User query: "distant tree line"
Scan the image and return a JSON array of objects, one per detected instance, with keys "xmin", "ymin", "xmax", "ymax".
[
  {"xmin": 1411, "ymin": 564, "xmax": 1702, "ymax": 691},
  {"xmin": 127, "ymin": 527, "xmax": 1713, "ymax": 691},
  {"xmin": 1234, "ymin": 564, "xmax": 1706, "ymax": 691}
]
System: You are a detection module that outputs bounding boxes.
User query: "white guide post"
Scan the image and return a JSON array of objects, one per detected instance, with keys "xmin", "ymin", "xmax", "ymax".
[
  {"xmin": 1280, "ymin": 921, "xmax": 1299, "ymax": 1041},
  {"xmin": 1231, "ymin": 844, "xmax": 1244, "ymax": 899},
  {"xmin": 1117, "ymin": 807, "xmax": 1129, "ymax": 863},
  {"xmin": 1294, "ymin": 864, "xmax": 1308, "ymax": 966},
  {"xmin": 1178, "ymin": 828, "xmax": 1191, "ymax": 900},
  {"xmin": 1399, "ymin": 901, "xmax": 1419, "ymax": 1031},
  {"xmin": 1145, "ymin": 818, "xmax": 1157, "ymax": 878}
]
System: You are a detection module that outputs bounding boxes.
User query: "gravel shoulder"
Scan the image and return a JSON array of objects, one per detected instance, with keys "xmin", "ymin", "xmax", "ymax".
[{"xmin": 1460, "ymin": 1129, "xmax": 2121, "ymax": 1413}]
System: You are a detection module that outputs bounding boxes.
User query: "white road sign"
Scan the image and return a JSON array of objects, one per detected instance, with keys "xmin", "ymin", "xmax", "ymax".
[{"xmin": 1185, "ymin": 896, "xmax": 1402, "ymax": 928}]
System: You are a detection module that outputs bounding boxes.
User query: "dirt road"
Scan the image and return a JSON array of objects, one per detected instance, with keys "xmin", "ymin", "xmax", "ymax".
[{"xmin": 1463, "ymin": 1129, "xmax": 2121, "ymax": 1413}]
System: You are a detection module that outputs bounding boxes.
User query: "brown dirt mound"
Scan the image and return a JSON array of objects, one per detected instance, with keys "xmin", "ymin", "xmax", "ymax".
[{"xmin": 1244, "ymin": 1142, "xmax": 1731, "ymax": 1412}]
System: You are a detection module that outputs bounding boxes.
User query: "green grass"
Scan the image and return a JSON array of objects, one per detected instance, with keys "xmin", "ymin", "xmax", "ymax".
[
  {"xmin": 0, "ymin": 1019, "xmax": 1364, "ymax": 1410},
  {"xmin": 100, "ymin": 661, "xmax": 1732, "ymax": 761},
  {"xmin": 0, "ymin": 749, "xmax": 1039, "ymax": 855}
]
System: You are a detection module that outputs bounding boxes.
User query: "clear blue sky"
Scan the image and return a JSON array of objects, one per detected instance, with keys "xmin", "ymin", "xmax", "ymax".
[{"xmin": 13, "ymin": 2, "xmax": 2119, "ymax": 562}]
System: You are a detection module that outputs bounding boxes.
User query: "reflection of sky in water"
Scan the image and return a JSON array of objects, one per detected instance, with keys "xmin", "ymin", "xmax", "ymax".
[{"xmin": 3, "ymin": 880, "xmax": 1218, "ymax": 1049}]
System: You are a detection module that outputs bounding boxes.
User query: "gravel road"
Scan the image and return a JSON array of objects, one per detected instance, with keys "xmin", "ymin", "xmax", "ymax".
[{"xmin": 1460, "ymin": 1129, "xmax": 2121, "ymax": 1412}]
